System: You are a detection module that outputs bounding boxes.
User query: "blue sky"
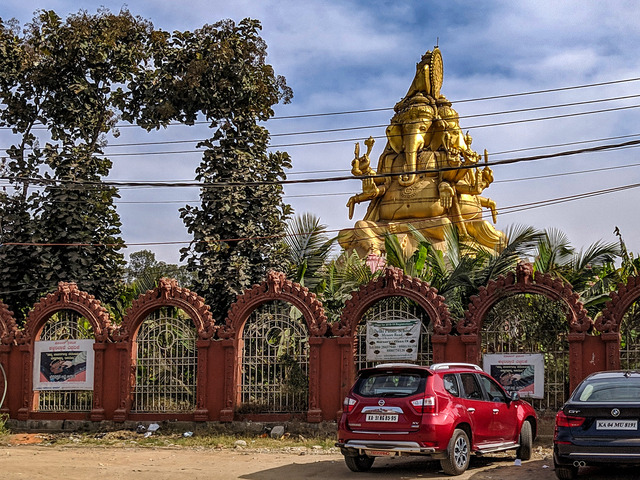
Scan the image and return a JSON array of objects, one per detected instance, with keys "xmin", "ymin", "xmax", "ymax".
[{"xmin": 2, "ymin": 1, "xmax": 640, "ymax": 264}]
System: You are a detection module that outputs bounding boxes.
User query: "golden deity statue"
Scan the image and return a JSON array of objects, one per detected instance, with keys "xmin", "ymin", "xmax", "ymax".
[{"xmin": 338, "ymin": 48, "xmax": 506, "ymax": 257}]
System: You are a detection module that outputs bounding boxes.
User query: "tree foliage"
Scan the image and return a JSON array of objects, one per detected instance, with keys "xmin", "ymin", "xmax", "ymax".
[
  {"xmin": 0, "ymin": 9, "xmax": 155, "ymax": 319},
  {"xmin": 127, "ymin": 18, "xmax": 293, "ymax": 321},
  {"xmin": 1, "ymin": 11, "xmax": 292, "ymax": 323}
]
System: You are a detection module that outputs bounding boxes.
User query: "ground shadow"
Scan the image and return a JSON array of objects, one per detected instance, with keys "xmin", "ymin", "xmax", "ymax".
[{"xmin": 240, "ymin": 455, "xmax": 553, "ymax": 480}]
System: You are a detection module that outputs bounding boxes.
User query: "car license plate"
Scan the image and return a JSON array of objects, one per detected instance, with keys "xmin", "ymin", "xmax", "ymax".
[
  {"xmin": 596, "ymin": 419, "xmax": 638, "ymax": 430},
  {"xmin": 366, "ymin": 414, "xmax": 398, "ymax": 422},
  {"xmin": 368, "ymin": 450, "xmax": 396, "ymax": 456}
]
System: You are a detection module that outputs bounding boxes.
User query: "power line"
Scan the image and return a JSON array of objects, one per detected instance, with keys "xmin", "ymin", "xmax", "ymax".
[
  {"xmin": 3, "ymin": 178, "xmax": 640, "ymax": 249},
  {"xmin": 3, "ymin": 138, "xmax": 640, "ymax": 189},
  {"xmin": 5, "ymin": 93, "xmax": 640, "ymax": 155},
  {"xmin": 2, "ymin": 76, "xmax": 640, "ymax": 135}
]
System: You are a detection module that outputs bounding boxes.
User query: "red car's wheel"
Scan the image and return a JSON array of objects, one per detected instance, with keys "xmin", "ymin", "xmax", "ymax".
[{"xmin": 440, "ymin": 428, "xmax": 470, "ymax": 475}]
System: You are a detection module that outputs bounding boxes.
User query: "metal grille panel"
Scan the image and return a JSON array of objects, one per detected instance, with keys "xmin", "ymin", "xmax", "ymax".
[
  {"xmin": 239, "ymin": 301, "xmax": 309, "ymax": 414},
  {"xmin": 355, "ymin": 297, "xmax": 433, "ymax": 372},
  {"xmin": 36, "ymin": 310, "xmax": 93, "ymax": 412},
  {"xmin": 132, "ymin": 308, "xmax": 197, "ymax": 413},
  {"xmin": 482, "ymin": 295, "xmax": 569, "ymax": 412},
  {"xmin": 620, "ymin": 301, "xmax": 640, "ymax": 370}
]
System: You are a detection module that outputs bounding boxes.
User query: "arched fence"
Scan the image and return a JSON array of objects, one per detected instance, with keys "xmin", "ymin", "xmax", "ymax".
[{"xmin": 0, "ymin": 263, "xmax": 638, "ymax": 423}]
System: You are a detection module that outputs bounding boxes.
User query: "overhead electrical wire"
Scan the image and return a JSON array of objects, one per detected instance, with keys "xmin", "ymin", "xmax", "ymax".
[
  {"xmin": 3, "ymin": 138, "xmax": 640, "ymax": 189},
  {"xmin": 3, "ymin": 93, "xmax": 640, "ymax": 154},
  {"xmin": 1, "ymin": 76, "xmax": 640, "ymax": 136},
  {"xmin": 8, "ymin": 158, "xmax": 640, "ymax": 206},
  {"xmin": 3, "ymin": 178, "xmax": 640, "ymax": 249}
]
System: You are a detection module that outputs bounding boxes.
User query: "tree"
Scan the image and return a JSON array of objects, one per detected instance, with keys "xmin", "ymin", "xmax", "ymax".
[
  {"xmin": 0, "ymin": 10, "xmax": 154, "ymax": 319},
  {"xmin": 125, "ymin": 250, "xmax": 194, "ymax": 287},
  {"xmin": 282, "ymin": 213, "xmax": 334, "ymax": 290},
  {"xmin": 128, "ymin": 19, "xmax": 293, "ymax": 321}
]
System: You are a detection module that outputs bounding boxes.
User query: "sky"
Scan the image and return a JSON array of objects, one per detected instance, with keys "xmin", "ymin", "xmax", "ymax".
[{"xmin": 2, "ymin": 1, "xmax": 640, "ymax": 265}]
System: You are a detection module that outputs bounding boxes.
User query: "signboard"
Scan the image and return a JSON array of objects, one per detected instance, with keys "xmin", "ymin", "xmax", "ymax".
[
  {"xmin": 366, "ymin": 319, "xmax": 421, "ymax": 362},
  {"xmin": 33, "ymin": 339, "xmax": 95, "ymax": 391},
  {"xmin": 483, "ymin": 353, "xmax": 544, "ymax": 399}
]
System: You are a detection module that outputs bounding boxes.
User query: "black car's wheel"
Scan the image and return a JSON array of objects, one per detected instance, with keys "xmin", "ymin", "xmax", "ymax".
[
  {"xmin": 554, "ymin": 461, "xmax": 578, "ymax": 480},
  {"xmin": 517, "ymin": 420, "xmax": 533, "ymax": 460},
  {"xmin": 440, "ymin": 428, "xmax": 471, "ymax": 476},
  {"xmin": 344, "ymin": 454, "xmax": 375, "ymax": 472}
]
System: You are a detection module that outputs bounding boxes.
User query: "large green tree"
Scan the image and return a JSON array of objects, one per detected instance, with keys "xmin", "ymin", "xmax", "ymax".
[
  {"xmin": 128, "ymin": 19, "xmax": 293, "ymax": 321},
  {"xmin": 0, "ymin": 10, "xmax": 153, "ymax": 319}
]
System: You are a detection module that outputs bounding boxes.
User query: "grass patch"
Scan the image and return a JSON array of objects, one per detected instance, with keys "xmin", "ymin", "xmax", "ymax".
[{"xmin": 43, "ymin": 431, "xmax": 337, "ymax": 450}]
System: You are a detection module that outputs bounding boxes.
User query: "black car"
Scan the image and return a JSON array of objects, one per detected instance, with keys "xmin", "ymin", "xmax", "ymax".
[{"xmin": 553, "ymin": 370, "xmax": 640, "ymax": 479}]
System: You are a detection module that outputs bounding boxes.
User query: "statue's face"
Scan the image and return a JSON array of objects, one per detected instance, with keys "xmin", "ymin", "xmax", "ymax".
[{"xmin": 443, "ymin": 118, "xmax": 469, "ymax": 157}]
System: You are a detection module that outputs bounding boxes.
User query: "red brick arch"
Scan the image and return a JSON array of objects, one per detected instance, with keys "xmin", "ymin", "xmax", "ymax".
[
  {"xmin": 113, "ymin": 277, "xmax": 215, "ymax": 422},
  {"xmin": 595, "ymin": 275, "xmax": 640, "ymax": 334},
  {"xmin": 457, "ymin": 262, "xmax": 592, "ymax": 392},
  {"xmin": 457, "ymin": 263, "xmax": 591, "ymax": 337},
  {"xmin": 333, "ymin": 267, "xmax": 453, "ymax": 338},
  {"xmin": 20, "ymin": 282, "xmax": 111, "ymax": 344},
  {"xmin": 16, "ymin": 282, "xmax": 111, "ymax": 421},
  {"xmin": 220, "ymin": 270, "xmax": 328, "ymax": 339},
  {"xmin": 115, "ymin": 277, "xmax": 215, "ymax": 342},
  {"xmin": 218, "ymin": 271, "xmax": 328, "ymax": 423}
]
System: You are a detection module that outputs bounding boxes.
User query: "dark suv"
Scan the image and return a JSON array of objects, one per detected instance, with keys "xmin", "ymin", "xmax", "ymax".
[{"xmin": 337, "ymin": 363, "xmax": 537, "ymax": 475}]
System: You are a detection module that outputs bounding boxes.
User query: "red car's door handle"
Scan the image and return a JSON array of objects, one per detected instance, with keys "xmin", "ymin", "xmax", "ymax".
[
  {"xmin": 467, "ymin": 408, "xmax": 475, "ymax": 413},
  {"xmin": 493, "ymin": 409, "xmax": 499, "ymax": 414}
]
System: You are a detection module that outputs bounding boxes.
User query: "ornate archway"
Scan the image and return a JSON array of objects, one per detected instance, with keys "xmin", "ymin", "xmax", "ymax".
[
  {"xmin": 334, "ymin": 267, "xmax": 452, "ymax": 338},
  {"xmin": 595, "ymin": 275, "xmax": 640, "ymax": 370},
  {"xmin": 17, "ymin": 282, "xmax": 111, "ymax": 420},
  {"xmin": 332, "ymin": 267, "xmax": 452, "ymax": 412},
  {"xmin": 113, "ymin": 277, "xmax": 215, "ymax": 421},
  {"xmin": 458, "ymin": 262, "xmax": 592, "ymax": 392},
  {"xmin": 218, "ymin": 271, "xmax": 328, "ymax": 422}
]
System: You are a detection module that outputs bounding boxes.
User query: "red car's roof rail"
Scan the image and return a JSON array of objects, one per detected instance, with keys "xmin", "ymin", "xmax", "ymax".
[
  {"xmin": 430, "ymin": 363, "xmax": 482, "ymax": 371},
  {"xmin": 375, "ymin": 362, "xmax": 421, "ymax": 369}
]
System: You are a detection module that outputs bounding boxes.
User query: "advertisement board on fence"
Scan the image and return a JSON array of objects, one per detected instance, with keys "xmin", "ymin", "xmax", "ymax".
[
  {"xmin": 483, "ymin": 353, "xmax": 544, "ymax": 399},
  {"xmin": 366, "ymin": 318, "xmax": 421, "ymax": 362},
  {"xmin": 33, "ymin": 339, "xmax": 95, "ymax": 391}
]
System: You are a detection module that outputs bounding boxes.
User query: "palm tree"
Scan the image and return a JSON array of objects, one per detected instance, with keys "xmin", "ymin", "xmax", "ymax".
[
  {"xmin": 383, "ymin": 224, "xmax": 543, "ymax": 317},
  {"xmin": 282, "ymin": 213, "xmax": 334, "ymax": 290},
  {"xmin": 316, "ymin": 250, "xmax": 378, "ymax": 322},
  {"xmin": 533, "ymin": 228, "xmax": 621, "ymax": 313}
]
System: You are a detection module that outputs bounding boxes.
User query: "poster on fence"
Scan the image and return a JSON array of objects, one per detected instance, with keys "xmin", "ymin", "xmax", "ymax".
[
  {"xmin": 366, "ymin": 318, "xmax": 421, "ymax": 362},
  {"xmin": 483, "ymin": 353, "xmax": 544, "ymax": 399},
  {"xmin": 33, "ymin": 339, "xmax": 95, "ymax": 391}
]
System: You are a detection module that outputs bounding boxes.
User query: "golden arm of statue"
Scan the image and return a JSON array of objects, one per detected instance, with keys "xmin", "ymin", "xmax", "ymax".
[{"xmin": 346, "ymin": 137, "xmax": 387, "ymax": 219}]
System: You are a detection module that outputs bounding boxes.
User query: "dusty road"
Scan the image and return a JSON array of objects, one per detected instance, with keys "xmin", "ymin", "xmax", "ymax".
[{"xmin": 0, "ymin": 435, "xmax": 638, "ymax": 479}]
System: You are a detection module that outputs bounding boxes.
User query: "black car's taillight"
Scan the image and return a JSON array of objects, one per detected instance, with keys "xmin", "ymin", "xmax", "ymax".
[{"xmin": 556, "ymin": 410, "xmax": 585, "ymax": 427}]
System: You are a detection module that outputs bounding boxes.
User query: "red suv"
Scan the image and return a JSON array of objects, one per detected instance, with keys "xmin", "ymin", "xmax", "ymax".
[{"xmin": 337, "ymin": 363, "xmax": 537, "ymax": 475}]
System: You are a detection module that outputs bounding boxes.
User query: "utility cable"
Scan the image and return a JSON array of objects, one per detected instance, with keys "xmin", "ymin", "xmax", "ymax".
[{"xmin": 3, "ymin": 138, "xmax": 640, "ymax": 189}]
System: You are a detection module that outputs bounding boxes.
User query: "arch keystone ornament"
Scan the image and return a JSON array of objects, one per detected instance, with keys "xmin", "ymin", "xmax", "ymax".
[
  {"xmin": 113, "ymin": 278, "xmax": 216, "ymax": 422},
  {"xmin": 219, "ymin": 271, "xmax": 328, "ymax": 422},
  {"xmin": 458, "ymin": 262, "xmax": 592, "ymax": 392}
]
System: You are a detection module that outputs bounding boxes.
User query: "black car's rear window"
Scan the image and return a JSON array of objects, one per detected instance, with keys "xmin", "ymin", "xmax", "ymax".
[
  {"xmin": 575, "ymin": 376, "xmax": 640, "ymax": 402},
  {"xmin": 355, "ymin": 372, "xmax": 426, "ymax": 397}
]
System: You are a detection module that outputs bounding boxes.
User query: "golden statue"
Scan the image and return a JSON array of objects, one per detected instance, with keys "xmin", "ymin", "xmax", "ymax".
[{"xmin": 338, "ymin": 48, "xmax": 506, "ymax": 257}]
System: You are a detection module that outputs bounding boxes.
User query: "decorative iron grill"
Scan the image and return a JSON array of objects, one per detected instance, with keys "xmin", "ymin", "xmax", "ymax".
[
  {"xmin": 239, "ymin": 301, "xmax": 309, "ymax": 414},
  {"xmin": 620, "ymin": 301, "xmax": 640, "ymax": 370},
  {"xmin": 132, "ymin": 308, "xmax": 197, "ymax": 413},
  {"xmin": 482, "ymin": 295, "xmax": 569, "ymax": 412},
  {"xmin": 355, "ymin": 297, "xmax": 433, "ymax": 372},
  {"xmin": 37, "ymin": 310, "xmax": 93, "ymax": 412}
]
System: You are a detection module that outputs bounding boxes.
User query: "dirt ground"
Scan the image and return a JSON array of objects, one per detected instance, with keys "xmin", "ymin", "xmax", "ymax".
[{"xmin": 0, "ymin": 435, "xmax": 638, "ymax": 480}]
